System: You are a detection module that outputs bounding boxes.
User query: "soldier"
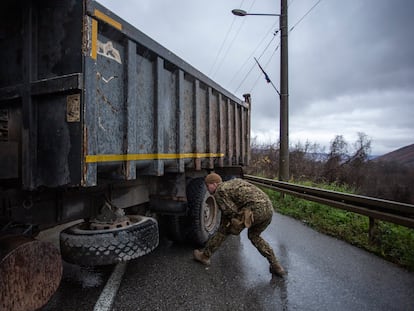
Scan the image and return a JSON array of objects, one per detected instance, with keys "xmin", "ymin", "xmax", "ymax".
[{"xmin": 193, "ymin": 172, "xmax": 286, "ymax": 277}]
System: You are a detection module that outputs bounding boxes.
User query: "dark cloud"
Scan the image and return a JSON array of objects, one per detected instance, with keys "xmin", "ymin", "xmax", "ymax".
[{"xmin": 98, "ymin": 0, "xmax": 413, "ymax": 155}]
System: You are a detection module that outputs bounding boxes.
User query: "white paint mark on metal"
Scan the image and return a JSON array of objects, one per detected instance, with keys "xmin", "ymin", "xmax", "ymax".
[
  {"xmin": 97, "ymin": 72, "xmax": 117, "ymax": 84},
  {"xmin": 102, "ymin": 76, "xmax": 117, "ymax": 83},
  {"xmin": 98, "ymin": 117, "xmax": 106, "ymax": 131},
  {"xmin": 93, "ymin": 262, "xmax": 127, "ymax": 311},
  {"xmin": 98, "ymin": 40, "xmax": 122, "ymax": 64}
]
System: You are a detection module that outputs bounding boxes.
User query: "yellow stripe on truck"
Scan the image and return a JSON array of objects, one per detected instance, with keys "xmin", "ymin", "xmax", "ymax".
[
  {"xmin": 94, "ymin": 9, "xmax": 122, "ymax": 30},
  {"xmin": 90, "ymin": 18, "xmax": 98, "ymax": 60}
]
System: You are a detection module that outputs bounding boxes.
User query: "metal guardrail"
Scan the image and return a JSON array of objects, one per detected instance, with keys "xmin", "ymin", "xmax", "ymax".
[{"xmin": 244, "ymin": 175, "xmax": 414, "ymax": 229}]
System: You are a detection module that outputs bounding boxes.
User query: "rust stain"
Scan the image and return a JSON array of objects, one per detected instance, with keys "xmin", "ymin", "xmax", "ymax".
[{"xmin": 0, "ymin": 236, "xmax": 62, "ymax": 311}]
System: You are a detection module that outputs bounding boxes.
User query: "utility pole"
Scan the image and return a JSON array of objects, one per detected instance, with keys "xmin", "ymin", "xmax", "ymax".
[
  {"xmin": 232, "ymin": 3, "xmax": 289, "ymax": 181},
  {"xmin": 279, "ymin": 0, "xmax": 289, "ymax": 181}
]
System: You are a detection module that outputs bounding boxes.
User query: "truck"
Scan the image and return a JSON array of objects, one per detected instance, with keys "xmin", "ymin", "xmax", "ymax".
[{"xmin": 0, "ymin": 0, "xmax": 250, "ymax": 310}]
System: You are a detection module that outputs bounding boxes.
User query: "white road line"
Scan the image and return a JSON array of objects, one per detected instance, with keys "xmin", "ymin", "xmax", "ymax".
[{"xmin": 93, "ymin": 262, "xmax": 127, "ymax": 311}]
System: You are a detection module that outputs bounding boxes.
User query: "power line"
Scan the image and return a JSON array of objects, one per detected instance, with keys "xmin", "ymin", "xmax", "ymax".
[
  {"xmin": 234, "ymin": 59, "xmax": 256, "ymax": 94},
  {"xmin": 250, "ymin": 43, "xmax": 280, "ymax": 94},
  {"xmin": 234, "ymin": 30, "xmax": 279, "ymax": 93},
  {"xmin": 208, "ymin": 17, "xmax": 237, "ymax": 77},
  {"xmin": 290, "ymin": 0, "xmax": 323, "ymax": 32},
  {"xmin": 254, "ymin": 57, "xmax": 280, "ymax": 95},
  {"xmin": 210, "ymin": 0, "xmax": 257, "ymax": 79},
  {"xmin": 227, "ymin": 20, "xmax": 279, "ymax": 87},
  {"xmin": 208, "ymin": 0, "xmax": 246, "ymax": 76},
  {"xmin": 210, "ymin": 16, "xmax": 247, "ymax": 78},
  {"xmin": 234, "ymin": 0, "xmax": 323, "ymax": 94}
]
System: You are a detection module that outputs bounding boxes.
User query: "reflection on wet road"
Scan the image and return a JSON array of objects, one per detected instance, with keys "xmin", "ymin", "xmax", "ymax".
[{"xmin": 42, "ymin": 213, "xmax": 414, "ymax": 310}]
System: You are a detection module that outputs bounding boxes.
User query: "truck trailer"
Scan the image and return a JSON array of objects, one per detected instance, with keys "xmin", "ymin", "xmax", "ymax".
[{"xmin": 0, "ymin": 0, "xmax": 250, "ymax": 309}]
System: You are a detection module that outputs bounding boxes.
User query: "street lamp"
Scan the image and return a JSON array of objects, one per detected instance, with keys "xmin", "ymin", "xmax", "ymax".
[
  {"xmin": 231, "ymin": 9, "xmax": 280, "ymax": 17},
  {"xmin": 232, "ymin": 0, "xmax": 289, "ymax": 182}
]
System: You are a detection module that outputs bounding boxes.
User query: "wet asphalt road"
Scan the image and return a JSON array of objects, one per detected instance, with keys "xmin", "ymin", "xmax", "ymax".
[{"xmin": 41, "ymin": 213, "xmax": 414, "ymax": 311}]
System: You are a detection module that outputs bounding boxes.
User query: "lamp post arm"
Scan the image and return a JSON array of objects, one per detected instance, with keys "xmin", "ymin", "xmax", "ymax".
[
  {"xmin": 244, "ymin": 13, "xmax": 281, "ymax": 16},
  {"xmin": 231, "ymin": 9, "xmax": 280, "ymax": 17}
]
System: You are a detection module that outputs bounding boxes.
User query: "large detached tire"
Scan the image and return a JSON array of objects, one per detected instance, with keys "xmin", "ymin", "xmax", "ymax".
[
  {"xmin": 60, "ymin": 215, "xmax": 158, "ymax": 266},
  {"xmin": 187, "ymin": 178, "xmax": 221, "ymax": 246}
]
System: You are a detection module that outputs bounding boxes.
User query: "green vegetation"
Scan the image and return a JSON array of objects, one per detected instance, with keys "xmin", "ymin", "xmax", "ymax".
[
  {"xmin": 247, "ymin": 134, "xmax": 414, "ymax": 270},
  {"xmin": 263, "ymin": 182, "xmax": 414, "ymax": 272}
]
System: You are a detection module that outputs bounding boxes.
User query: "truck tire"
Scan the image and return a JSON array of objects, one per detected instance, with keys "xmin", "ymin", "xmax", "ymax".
[
  {"xmin": 186, "ymin": 178, "xmax": 221, "ymax": 246},
  {"xmin": 60, "ymin": 215, "xmax": 158, "ymax": 266}
]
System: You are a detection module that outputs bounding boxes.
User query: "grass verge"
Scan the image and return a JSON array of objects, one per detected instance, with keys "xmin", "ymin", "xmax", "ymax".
[{"xmin": 263, "ymin": 183, "xmax": 414, "ymax": 272}]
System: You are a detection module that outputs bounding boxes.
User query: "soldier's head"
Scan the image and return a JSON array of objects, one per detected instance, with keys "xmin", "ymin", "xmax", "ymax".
[{"xmin": 205, "ymin": 173, "xmax": 222, "ymax": 194}]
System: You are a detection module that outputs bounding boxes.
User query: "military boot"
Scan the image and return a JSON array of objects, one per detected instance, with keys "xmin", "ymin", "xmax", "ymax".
[
  {"xmin": 193, "ymin": 249, "xmax": 211, "ymax": 265},
  {"xmin": 269, "ymin": 262, "xmax": 286, "ymax": 277}
]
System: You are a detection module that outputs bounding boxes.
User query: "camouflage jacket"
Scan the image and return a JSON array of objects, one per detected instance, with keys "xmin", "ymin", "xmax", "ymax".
[{"xmin": 213, "ymin": 178, "xmax": 271, "ymax": 219}]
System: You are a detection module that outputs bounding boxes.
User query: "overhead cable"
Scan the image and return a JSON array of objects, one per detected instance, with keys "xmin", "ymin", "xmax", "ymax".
[
  {"xmin": 254, "ymin": 57, "xmax": 280, "ymax": 96},
  {"xmin": 290, "ymin": 0, "xmax": 323, "ymax": 32},
  {"xmin": 235, "ymin": 0, "xmax": 323, "ymax": 93},
  {"xmin": 228, "ymin": 20, "xmax": 279, "ymax": 87},
  {"xmin": 208, "ymin": 0, "xmax": 245, "ymax": 77},
  {"xmin": 210, "ymin": 0, "xmax": 257, "ymax": 79},
  {"xmin": 250, "ymin": 43, "xmax": 280, "ymax": 93},
  {"xmin": 234, "ymin": 31, "xmax": 279, "ymax": 94}
]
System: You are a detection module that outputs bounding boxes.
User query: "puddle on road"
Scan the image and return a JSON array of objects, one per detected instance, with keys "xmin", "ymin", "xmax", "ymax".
[
  {"xmin": 237, "ymin": 230, "xmax": 280, "ymax": 284},
  {"xmin": 229, "ymin": 231, "xmax": 291, "ymax": 310}
]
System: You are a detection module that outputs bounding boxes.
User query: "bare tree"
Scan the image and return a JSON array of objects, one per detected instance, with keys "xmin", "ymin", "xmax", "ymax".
[
  {"xmin": 248, "ymin": 133, "xmax": 413, "ymax": 204},
  {"xmin": 323, "ymin": 135, "xmax": 349, "ymax": 183}
]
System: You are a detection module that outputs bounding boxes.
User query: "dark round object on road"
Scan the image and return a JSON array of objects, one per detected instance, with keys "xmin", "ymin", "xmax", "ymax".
[{"xmin": 60, "ymin": 215, "xmax": 159, "ymax": 266}]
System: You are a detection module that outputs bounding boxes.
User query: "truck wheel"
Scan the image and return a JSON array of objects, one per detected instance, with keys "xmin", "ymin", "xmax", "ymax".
[
  {"xmin": 60, "ymin": 215, "xmax": 158, "ymax": 266},
  {"xmin": 187, "ymin": 178, "xmax": 221, "ymax": 246}
]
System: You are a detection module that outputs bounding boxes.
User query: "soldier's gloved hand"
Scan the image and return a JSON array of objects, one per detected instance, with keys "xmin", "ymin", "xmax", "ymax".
[
  {"xmin": 228, "ymin": 217, "xmax": 245, "ymax": 235},
  {"xmin": 241, "ymin": 208, "xmax": 254, "ymax": 228}
]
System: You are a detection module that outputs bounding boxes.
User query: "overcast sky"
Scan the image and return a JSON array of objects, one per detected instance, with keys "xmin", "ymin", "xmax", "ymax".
[{"xmin": 98, "ymin": 0, "xmax": 413, "ymax": 156}]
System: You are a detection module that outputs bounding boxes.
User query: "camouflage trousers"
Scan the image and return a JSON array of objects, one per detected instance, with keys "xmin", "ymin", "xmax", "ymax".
[{"xmin": 203, "ymin": 201, "xmax": 279, "ymax": 265}]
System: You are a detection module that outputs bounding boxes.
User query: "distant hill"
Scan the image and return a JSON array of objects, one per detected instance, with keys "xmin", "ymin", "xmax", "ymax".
[{"xmin": 374, "ymin": 144, "xmax": 414, "ymax": 167}]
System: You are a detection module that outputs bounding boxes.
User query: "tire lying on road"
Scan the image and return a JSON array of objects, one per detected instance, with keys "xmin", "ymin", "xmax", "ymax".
[{"xmin": 60, "ymin": 215, "xmax": 159, "ymax": 266}]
